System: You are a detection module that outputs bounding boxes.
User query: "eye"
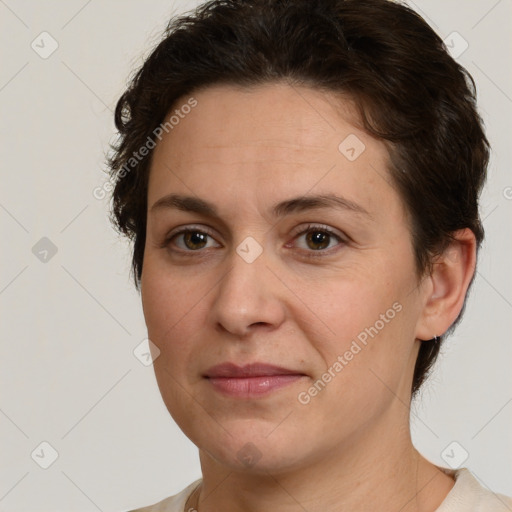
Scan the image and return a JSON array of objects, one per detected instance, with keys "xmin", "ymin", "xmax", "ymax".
[
  {"xmin": 164, "ymin": 227, "xmax": 220, "ymax": 251},
  {"xmin": 291, "ymin": 224, "xmax": 345, "ymax": 253}
]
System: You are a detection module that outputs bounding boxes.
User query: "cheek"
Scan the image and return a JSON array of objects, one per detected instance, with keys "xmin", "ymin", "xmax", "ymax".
[
  {"xmin": 141, "ymin": 256, "xmax": 209, "ymax": 357},
  {"xmin": 300, "ymin": 265, "xmax": 399, "ymax": 343},
  {"xmin": 141, "ymin": 260, "xmax": 210, "ymax": 427},
  {"xmin": 330, "ymin": 287, "xmax": 397, "ymax": 341},
  {"xmin": 304, "ymin": 264, "xmax": 417, "ymax": 384}
]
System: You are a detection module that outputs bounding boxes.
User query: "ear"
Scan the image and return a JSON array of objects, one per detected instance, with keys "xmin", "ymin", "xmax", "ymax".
[{"xmin": 415, "ymin": 229, "xmax": 477, "ymax": 341}]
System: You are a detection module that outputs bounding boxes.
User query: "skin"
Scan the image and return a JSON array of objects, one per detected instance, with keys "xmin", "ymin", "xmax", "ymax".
[{"xmin": 140, "ymin": 83, "xmax": 476, "ymax": 511}]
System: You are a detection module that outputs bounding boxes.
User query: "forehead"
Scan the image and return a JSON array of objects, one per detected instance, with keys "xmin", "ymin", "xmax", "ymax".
[
  {"xmin": 147, "ymin": 83, "xmax": 402, "ymax": 222},
  {"xmin": 153, "ymin": 83, "xmax": 368, "ymax": 161}
]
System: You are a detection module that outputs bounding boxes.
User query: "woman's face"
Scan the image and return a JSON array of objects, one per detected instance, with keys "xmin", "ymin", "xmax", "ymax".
[{"xmin": 141, "ymin": 83, "xmax": 430, "ymax": 473}]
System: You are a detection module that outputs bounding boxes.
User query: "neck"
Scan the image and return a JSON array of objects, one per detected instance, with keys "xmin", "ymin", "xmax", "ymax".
[{"xmin": 194, "ymin": 401, "xmax": 455, "ymax": 512}]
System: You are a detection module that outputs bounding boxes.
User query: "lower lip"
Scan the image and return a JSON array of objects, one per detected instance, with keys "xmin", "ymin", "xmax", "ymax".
[{"xmin": 207, "ymin": 375, "xmax": 304, "ymax": 397}]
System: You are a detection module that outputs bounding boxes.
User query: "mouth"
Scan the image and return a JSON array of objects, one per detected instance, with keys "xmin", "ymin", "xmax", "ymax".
[{"xmin": 204, "ymin": 362, "xmax": 307, "ymax": 398}]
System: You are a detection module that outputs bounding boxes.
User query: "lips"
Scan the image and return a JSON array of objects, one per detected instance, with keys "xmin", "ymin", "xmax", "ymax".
[
  {"xmin": 205, "ymin": 362, "xmax": 303, "ymax": 378},
  {"xmin": 204, "ymin": 362, "xmax": 306, "ymax": 398}
]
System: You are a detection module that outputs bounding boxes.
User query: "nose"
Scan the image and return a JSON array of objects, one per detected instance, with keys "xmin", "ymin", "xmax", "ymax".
[{"xmin": 209, "ymin": 246, "xmax": 286, "ymax": 338}]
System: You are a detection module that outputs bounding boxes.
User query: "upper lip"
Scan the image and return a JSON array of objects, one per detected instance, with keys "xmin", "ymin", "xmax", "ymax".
[{"xmin": 205, "ymin": 362, "xmax": 305, "ymax": 378}]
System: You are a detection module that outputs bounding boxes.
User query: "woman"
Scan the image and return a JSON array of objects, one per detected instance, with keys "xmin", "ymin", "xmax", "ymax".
[{"xmin": 107, "ymin": 0, "xmax": 512, "ymax": 510}]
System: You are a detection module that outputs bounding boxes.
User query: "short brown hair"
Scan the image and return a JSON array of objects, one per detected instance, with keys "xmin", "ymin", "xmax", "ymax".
[{"xmin": 107, "ymin": 0, "xmax": 489, "ymax": 396}]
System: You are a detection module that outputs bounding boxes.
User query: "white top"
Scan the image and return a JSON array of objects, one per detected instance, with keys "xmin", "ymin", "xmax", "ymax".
[{"xmin": 130, "ymin": 468, "xmax": 512, "ymax": 512}]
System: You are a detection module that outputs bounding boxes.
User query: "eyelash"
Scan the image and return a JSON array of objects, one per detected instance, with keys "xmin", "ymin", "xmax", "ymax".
[
  {"xmin": 162, "ymin": 223, "xmax": 347, "ymax": 259},
  {"xmin": 288, "ymin": 224, "xmax": 346, "ymax": 258}
]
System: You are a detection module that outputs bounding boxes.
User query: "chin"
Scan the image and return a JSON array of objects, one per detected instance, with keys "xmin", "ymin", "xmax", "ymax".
[
  {"xmin": 187, "ymin": 419, "xmax": 318, "ymax": 475},
  {"xmin": 203, "ymin": 438, "xmax": 308, "ymax": 475}
]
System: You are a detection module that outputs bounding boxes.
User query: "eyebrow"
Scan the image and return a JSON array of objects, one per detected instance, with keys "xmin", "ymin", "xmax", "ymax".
[{"xmin": 150, "ymin": 193, "xmax": 371, "ymax": 218}]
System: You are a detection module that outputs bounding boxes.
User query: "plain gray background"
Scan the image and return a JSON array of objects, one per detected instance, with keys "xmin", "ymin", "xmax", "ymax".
[{"xmin": 1, "ymin": 1, "xmax": 511, "ymax": 511}]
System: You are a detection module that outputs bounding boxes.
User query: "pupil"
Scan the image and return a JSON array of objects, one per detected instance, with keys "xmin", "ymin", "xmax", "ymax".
[
  {"xmin": 185, "ymin": 232, "xmax": 207, "ymax": 249},
  {"xmin": 307, "ymin": 231, "xmax": 329, "ymax": 250}
]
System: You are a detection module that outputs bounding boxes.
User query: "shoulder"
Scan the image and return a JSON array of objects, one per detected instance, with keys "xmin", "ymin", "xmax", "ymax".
[
  {"xmin": 128, "ymin": 479, "xmax": 201, "ymax": 512},
  {"xmin": 436, "ymin": 468, "xmax": 512, "ymax": 512}
]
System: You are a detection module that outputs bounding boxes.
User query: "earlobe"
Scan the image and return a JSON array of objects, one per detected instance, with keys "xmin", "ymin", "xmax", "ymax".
[{"xmin": 415, "ymin": 229, "xmax": 477, "ymax": 341}]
